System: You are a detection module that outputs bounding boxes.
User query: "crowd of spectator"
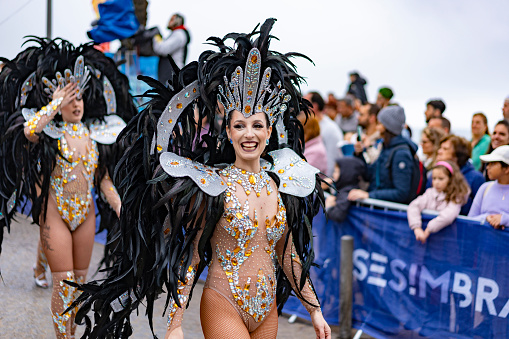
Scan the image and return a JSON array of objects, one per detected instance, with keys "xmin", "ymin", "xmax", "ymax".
[{"xmin": 305, "ymin": 72, "xmax": 509, "ymax": 238}]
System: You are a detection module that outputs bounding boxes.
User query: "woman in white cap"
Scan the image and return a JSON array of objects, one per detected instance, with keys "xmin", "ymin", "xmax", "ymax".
[{"xmin": 468, "ymin": 145, "xmax": 509, "ymax": 229}]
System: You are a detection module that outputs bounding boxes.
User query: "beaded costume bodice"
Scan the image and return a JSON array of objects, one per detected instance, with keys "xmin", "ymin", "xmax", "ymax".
[
  {"xmin": 50, "ymin": 125, "xmax": 98, "ymax": 230},
  {"xmin": 207, "ymin": 165, "xmax": 286, "ymax": 323}
]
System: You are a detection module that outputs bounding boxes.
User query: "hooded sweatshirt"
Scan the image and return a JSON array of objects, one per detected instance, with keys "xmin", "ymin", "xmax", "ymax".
[{"xmin": 327, "ymin": 157, "xmax": 366, "ymax": 222}]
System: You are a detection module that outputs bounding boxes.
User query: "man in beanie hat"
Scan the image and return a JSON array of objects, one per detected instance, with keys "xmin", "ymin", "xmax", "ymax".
[
  {"xmin": 349, "ymin": 105, "xmax": 419, "ymax": 203},
  {"xmin": 376, "ymin": 87, "xmax": 394, "ymax": 108}
]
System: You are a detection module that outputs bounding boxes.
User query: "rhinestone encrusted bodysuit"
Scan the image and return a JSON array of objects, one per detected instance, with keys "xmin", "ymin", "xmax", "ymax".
[
  {"xmin": 210, "ymin": 165, "xmax": 286, "ymax": 323},
  {"xmin": 50, "ymin": 125, "xmax": 98, "ymax": 231},
  {"xmin": 165, "ymin": 162, "xmax": 321, "ymax": 333}
]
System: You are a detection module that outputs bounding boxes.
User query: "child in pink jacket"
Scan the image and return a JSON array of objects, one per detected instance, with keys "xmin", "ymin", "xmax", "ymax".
[{"xmin": 407, "ymin": 160, "xmax": 470, "ymax": 243}]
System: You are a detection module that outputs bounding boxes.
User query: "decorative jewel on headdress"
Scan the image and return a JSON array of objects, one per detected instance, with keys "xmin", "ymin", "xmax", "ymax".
[
  {"xmin": 217, "ymin": 48, "xmax": 292, "ymax": 126},
  {"xmin": 102, "ymin": 75, "xmax": 117, "ymax": 114},
  {"xmin": 42, "ymin": 55, "xmax": 91, "ymax": 99},
  {"xmin": 16, "ymin": 72, "xmax": 36, "ymax": 109},
  {"xmin": 274, "ymin": 116, "xmax": 287, "ymax": 144},
  {"xmin": 155, "ymin": 80, "xmax": 201, "ymax": 153}
]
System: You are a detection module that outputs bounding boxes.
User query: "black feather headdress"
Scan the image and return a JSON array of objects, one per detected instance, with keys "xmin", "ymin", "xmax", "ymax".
[
  {"xmin": 70, "ymin": 18, "xmax": 324, "ymax": 338},
  {"xmin": 0, "ymin": 37, "xmax": 136, "ymax": 254}
]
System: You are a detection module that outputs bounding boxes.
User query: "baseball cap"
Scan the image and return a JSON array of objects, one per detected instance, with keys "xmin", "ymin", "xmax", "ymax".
[{"xmin": 480, "ymin": 145, "xmax": 509, "ymax": 165}]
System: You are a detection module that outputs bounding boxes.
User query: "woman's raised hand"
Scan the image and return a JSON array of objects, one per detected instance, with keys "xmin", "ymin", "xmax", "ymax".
[{"xmin": 52, "ymin": 83, "xmax": 77, "ymax": 109}]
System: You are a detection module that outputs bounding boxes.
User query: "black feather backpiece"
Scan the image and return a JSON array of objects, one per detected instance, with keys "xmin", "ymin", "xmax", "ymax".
[
  {"xmin": 71, "ymin": 18, "xmax": 324, "ymax": 338},
  {"xmin": 0, "ymin": 37, "xmax": 136, "ymax": 256}
]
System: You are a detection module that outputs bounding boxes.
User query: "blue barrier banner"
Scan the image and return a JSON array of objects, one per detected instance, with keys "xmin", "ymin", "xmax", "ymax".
[{"xmin": 283, "ymin": 205, "xmax": 509, "ymax": 339}]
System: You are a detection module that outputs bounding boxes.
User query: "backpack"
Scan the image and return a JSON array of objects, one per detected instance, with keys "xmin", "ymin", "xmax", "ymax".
[{"xmin": 387, "ymin": 144, "xmax": 427, "ymax": 204}]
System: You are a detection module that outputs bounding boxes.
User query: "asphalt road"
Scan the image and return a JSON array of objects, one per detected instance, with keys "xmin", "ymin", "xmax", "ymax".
[{"xmin": 0, "ymin": 214, "xmax": 343, "ymax": 339}]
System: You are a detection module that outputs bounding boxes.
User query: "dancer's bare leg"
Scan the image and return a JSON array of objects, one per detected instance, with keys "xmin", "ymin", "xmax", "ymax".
[{"xmin": 41, "ymin": 199, "xmax": 74, "ymax": 338}]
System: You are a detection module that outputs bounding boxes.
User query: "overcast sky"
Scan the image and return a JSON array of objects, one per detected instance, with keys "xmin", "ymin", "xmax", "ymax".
[{"xmin": 1, "ymin": 0, "xmax": 508, "ymax": 137}]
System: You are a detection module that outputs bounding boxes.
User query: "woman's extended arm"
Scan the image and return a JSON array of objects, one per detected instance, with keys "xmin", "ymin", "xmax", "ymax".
[
  {"xmin": 23, "ymin": 83, "xmax": 76, "ymax": 143},
  {"xmin": 98, "ymin": 171, "xmax": 121, "ymax": 217},
  {"xmin": 275, "ymin": 229, "xmax": 331, "ymax": 339}
]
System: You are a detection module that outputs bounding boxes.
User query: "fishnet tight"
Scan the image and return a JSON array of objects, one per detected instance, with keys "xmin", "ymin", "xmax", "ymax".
[{"xmin": 200, "ymin": 288, "xmax": 278, "ymax": 339}]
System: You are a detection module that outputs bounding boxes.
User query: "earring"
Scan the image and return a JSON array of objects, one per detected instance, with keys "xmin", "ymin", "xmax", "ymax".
[
  {"xmin": 229, "ymin": 138, "xmax": 233, "ymax": 144},
  {"xmin": 265, "ymin": 139, "xmax": 269, "ymax": 145}
]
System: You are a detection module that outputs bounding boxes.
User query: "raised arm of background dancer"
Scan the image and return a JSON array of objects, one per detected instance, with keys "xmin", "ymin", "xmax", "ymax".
[
  {"xmin": 23, "ymin": 83, "xmax": 77, "ymax": 143},
  {"xmin": 275, "ymin": 227, "xmax": 320, "ymax": 314},
  {"xmin": 98, "ymin": 170, "xmax": 122, "ymax": 217},
  {"xmin": 165, "ymin": 201, "xmax": 204, "ymax": 337}
]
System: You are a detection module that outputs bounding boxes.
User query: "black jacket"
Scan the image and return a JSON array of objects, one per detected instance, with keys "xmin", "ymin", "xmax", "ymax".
[{"xmin": 328, "ymin": 157, "xmax": 366, "ymax": 222}]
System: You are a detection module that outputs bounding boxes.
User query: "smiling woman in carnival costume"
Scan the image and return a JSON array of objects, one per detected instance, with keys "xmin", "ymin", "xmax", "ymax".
[
  {"xmin": 0, "ymin": 38, "xmax": 136, "ymax": 338},
  {"xmin": 71, "ymin": 19, "xmax": 331, "ymax": 339}
]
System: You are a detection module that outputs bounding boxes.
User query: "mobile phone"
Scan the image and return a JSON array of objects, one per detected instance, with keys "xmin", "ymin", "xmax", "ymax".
[{"xmin": 357, "ymin": 126, "xmax": 362, "ymax": 141}]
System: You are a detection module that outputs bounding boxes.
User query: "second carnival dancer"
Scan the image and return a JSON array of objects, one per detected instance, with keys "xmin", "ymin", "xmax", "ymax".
[
  {"xmin": 0, "ymin": 38, "xmax": 136, "ymax": 338},
  {"xmin": 72, "ymin": 19, "xmax": 331, "ymax": 339}
]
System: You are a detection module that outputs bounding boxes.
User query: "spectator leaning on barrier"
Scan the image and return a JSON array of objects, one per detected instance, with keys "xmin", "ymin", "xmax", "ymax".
[
  {"xmin": 435, "ymin": 135, "xmax": 485, "ymax": 215},
  {"xmin": 325, "ymin": 156, "xmax": 366, "ymax": 223},
  {"xmin": 304, "ymin": 92, "xmax": 343, "ymax": 176},
  {"xmin": 407, "ymin": 160, "xmax": 469, "ymax": 244},
  {"xmin": 376, "ymin": 87, "xmax": 393, "ymax": 108},
  {"xmin": 348, "ymin": 105, "xmax": 417, "ymax": 204},
  {"xmin": 424, "ymin": 99, "xmax": 446, "ymax": 124},
  {"xmin": 468, "ymin": 145, "xmax": 509, "ymax": 230},
  {"xmin": 471, "ymin": 112, "xmax": 491, "ymax": 171}
]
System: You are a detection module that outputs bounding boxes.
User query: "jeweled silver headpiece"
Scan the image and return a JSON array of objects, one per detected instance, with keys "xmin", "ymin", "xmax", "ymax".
[
  {"xmin": 42, "ymin": 55, "xmax": 91, "ymax": 99},
  {"xmin": 217, "ymin": 48, "xmax": 291, "ymax": 126},
  {"xmin": 18, "ymin": 55, "xmax": 117, "ymax": 115}
]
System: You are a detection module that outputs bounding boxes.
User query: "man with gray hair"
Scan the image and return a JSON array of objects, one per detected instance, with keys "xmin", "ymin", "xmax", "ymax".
[{"xmin": 336, "ymin": 96, "xmax": 359, "ymax": 133}]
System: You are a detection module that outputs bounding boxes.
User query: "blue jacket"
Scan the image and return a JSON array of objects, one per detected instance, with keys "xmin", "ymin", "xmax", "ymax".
[
  {"xmin": 367, "ymin": 135, "xmax": 417, "ymax": 203},
  {"xmin": 460, "ymin": 161, "xmax": 485, "ymax": 215}
]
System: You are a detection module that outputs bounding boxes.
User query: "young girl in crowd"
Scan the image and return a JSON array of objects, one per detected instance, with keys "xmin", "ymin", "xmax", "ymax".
[
  {"xmin": 407, "ymin": 160, "xmax": 470, "ymax": 243},
  {"xmin": 468, "ymin": 145, "xmax": 509, "ymax": 230}
]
